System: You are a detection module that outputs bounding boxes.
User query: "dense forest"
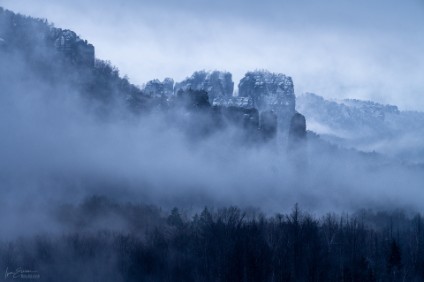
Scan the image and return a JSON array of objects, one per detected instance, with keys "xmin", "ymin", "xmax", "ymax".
[{"xmin": 1, "ymin": 197, "xmax": 423, "ymax": 282}]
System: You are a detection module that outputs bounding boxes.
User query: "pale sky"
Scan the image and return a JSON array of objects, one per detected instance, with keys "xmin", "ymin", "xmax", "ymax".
[{"xmin": 1, "ymin": 0, "xmax": 424, "ymax": 110}]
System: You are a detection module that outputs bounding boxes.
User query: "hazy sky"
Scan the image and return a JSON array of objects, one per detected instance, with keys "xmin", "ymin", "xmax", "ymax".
[{"xmin": 1, "ymin": 0, "xmax": 424, "ymax": 110}]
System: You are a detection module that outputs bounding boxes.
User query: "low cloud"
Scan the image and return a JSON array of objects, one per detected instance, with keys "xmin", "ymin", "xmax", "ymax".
[
  {"xmin": 1, "ymin": 50, "xmax": 424, "ymax": 240},
  {"xmin": 0, "ymin": 3, "xmax": 423, "ymax": 241}
]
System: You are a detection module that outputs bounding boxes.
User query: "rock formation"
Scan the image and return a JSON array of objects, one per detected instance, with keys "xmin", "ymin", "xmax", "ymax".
[
  {"xmin": 212, "ymin": 96, "xmax": 254, "ymax": 109},
  {"xmin": 51, "ymin": 29, "xmax": 95, "ymax": 66},
  {"xmin": 238, "ymin": 70, "xmax": 296, "ymax": 129},
  {"xmin": 143, "ymin": 78, "xmax": 174, "ymax": 98},
  {"xmin": 288, "ymin": 112, "xmax": 307, "ymax": 165},
  {"xmin": 288, "ymin": 113, "xmax": 307, "ymax": 143},
  {"xmin": 174, "ymin": 71, "xmax": 234, "ymax": 102},
  {"xmin": 260, "ymin": 111, "xmax": 278, "ymax": 141},
  {"xmin": 176, "ymin": 88, "xmax": 211, "ymax": 110}
]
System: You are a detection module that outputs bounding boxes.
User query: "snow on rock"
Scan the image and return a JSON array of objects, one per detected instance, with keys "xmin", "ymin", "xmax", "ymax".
[
  {"xmin": 212, "ymin": 96, "xmax": 254, "ymax": 109},
  {"xmin": 238, "ymin": 70, "xmax": 296, "ymax": 129},
  {"xmin": 143, "ymin": 78, "xmax": 174, "ymax": 97},
  {"xmin": 174, "ymin": 71, "xmax": 234, "ymax": 102},
  {"xmin": 297, "ymin": 92, "xmax": 424, "ymax": 163},
  {"xmin": 297, "ymin": 93, "xmax": 400, "ymax": 132}
]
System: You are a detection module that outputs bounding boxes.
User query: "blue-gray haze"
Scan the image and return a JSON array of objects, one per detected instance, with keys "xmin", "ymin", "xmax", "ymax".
[{"xmin": 0, "ymin": 1, "xmax": 423, "ymax": 239}]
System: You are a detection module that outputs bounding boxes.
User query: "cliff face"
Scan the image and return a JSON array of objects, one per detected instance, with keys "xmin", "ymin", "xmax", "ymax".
[
  {"xmin": 238, "ymin": 71, "xmax": 296, "ymax": 129},
  {"xmin": 212, "ymin": 96, "xmax": 254, "ymax": 109},
  {"xmin": 143, "ymin": 78, "xmax": 174, "ymax": 98},
  {"xmin": 52, "ymin": 29, "xmax": 95, "ymax": 66},
  {"xmin": 288, "ymin": 113, "xmax": 307, "ymax": 144},
  {"xmin": 174, "ymin": 70, "xmax": 299, "ymax": 132},
  {"xmin": 174, "ymin": 71, "xmax": 234, "ymax": 102}
]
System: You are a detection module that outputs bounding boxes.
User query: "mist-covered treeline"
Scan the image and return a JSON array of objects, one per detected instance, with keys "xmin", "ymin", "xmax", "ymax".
[
  {"xmin": 1, "ymin": 197, "xmax": 424, "ymax": 282},
  {"xmin": 0, "ymin": 6, "xmax": 154, "ymax": 116},
  {"xmin": 1, "ymin": 7, "xmax": 424, "ymax": 282}
]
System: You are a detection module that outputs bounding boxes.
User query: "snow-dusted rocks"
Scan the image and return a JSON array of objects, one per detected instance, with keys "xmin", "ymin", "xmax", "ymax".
[
  {"xmin": 238, "ymin": 71, "xmax": 296, "ymax": 129},
  {"xmin": 212, "ymin": 96, "xmax": 254, "ymax": 109},
  {"xmin": 143, "ymin": 78, "xmax": 174, "ymax": 97},
  {"xmin": 342, "ymin": 99, "xmax": 399, "ymax": 119},
  {"xmin": 296, "ymin": 93, "xmax": 400, "ymax": 132},
  {"xmin": 174, "ymin": 71, "xmax": 234, "ymax": 102},
  {"xmin": 144, "ymin": 70, "xmax": 303, "ymax": 135},
  {"xmin": 297, "ymin": 92, "xmax": 424, "ymax": 162}
]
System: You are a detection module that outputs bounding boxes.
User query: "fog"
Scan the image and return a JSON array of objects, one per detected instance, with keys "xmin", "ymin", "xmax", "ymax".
[
  {"xmin": 2, "ymin": 5, "xmax": 424, "ymax": 281},
  {"xmin": 1, "ymin": 44, "xmax": 424, "ymax": 240},
  {"xmin": 1, "ymin": 0, "xmax": 424, "ymax": 110}
]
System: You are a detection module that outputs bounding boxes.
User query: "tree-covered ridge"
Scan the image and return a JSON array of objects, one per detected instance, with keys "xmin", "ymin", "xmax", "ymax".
[
  {"xmin": 0, "ymin": 7, "xmax": 149, "ymax": 112},
  {"xmin": 1, "ymin": 198, "xmax": 423, "ymax": 282}
]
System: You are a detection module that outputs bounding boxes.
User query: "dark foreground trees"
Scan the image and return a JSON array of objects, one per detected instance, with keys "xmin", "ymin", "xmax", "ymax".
[{"xmin": 1, "ymin": 201, "xmax": 424, "ymax": 282}]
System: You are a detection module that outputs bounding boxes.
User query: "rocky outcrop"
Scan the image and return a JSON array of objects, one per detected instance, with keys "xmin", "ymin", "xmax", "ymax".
[
  {"xmin": 289, "ymin": 113, "xmax": 306, "ymax": 142},
  {"xmin": 175, "ymin": 88, "xmax": 211, "ymax": 110},
  {"xmin": 174, "ymin": 71, "xmax": 234, "ymax": 102},
  {"xmin": 173, "ymin": 88, "xmax": 278, "ymax": 143},
  {"xmin": 51, "ymin": 29, "xmax": 95, "ymax": 66},
  {"xmin": 260, "ymin": 111, "xmax": 278, "ymax": 141},
  {"xmin": 173, "ymin": 70, "xmax": 298, "ymax": 134},
  {"xmin": 238, "ymin": 70, "xmax": 296, "ymax": 129},
  {"xmin": 143, "ymin": 78, "xmax": 174, "ymax": 98},
  {"xmin": 217, "ymin": 107, "xmax": 259, "ymax": 131},
  {"xmin": 288, "ymin": 113, "xmax": 307, "ymax": 164}
]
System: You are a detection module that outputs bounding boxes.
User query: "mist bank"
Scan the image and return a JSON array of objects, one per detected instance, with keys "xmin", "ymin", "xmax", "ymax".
[
  {"xmin": 1, "ymin": 64, "xmax": 423, "ymax": 239},
  {"xmin": 0, "ymin": 7, "xmax": 424, "ymax": 241}
]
